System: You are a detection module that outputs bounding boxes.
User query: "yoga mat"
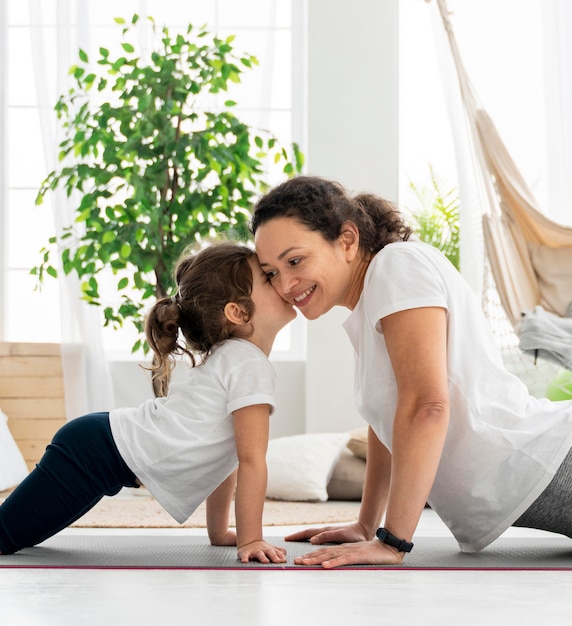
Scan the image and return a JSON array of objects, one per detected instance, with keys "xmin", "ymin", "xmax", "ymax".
[{"xmin": 2, "ymin": 535, "xmax": 572, "ymax": 570}]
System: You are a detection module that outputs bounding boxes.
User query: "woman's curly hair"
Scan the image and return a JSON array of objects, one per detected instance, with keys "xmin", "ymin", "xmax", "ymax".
[{"xmin": 250, "ymin": 175, "xmax": 412, "ymax": 254}]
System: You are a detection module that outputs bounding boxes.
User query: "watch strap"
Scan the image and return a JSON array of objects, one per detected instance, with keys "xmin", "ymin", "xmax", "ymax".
[{"xmin": 375, "ymin": 527, "xmax": 414, "ymax": 553}]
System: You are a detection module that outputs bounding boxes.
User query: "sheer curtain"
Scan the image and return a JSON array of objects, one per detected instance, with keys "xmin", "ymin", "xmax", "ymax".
[
  {"xmin": 429, "ymin": 0, "xmax": 484, "ymax": 298},
  {"xmin": 26, "ymin": 0, "xmax": 287, "ymax": 418},
  {"xmin": 30, "ymin": 0, "xmax": 115, "ymax": 420},
  {"xmin": 429, "ymin": 0, "xmax": 572, "ymax": 298},
  {"xmin": 544, "ymin": 0, "xmax": 572, "ymax": 226}
]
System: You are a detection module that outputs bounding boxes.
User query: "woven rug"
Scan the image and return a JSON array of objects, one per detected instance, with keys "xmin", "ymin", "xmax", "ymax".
[
  {"xmin": 2, "ymin": 535, "xmax": 572, "ymax": 570},
  {"xmin": 0, "ymin": 489, "xmax": 360, "ymax": 528}
]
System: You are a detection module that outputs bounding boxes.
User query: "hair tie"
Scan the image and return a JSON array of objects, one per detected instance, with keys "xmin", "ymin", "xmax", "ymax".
[{"xmin": 171, "ymin": 295, "xmax": 182, "ymax": 311}]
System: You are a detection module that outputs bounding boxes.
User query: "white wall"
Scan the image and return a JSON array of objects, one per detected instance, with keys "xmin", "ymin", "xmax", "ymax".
[
  {"xmin": 108, "ymin": 359, "xmax": 306, "ymax": 440},
  {"xmin": 303, "ymin": 0, "xmax": 399, "ymax": 433}
]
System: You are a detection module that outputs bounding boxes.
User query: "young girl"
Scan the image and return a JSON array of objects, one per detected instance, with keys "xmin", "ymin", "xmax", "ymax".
[{"xmin": 0, "ymin": 241, "xmax": 296, "ymax": 563}]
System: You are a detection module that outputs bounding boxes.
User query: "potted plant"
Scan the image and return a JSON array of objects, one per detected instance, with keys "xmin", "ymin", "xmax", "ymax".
[{"xmin": 33, "ymin": 14, "xmax": 303, "ymax": 357}]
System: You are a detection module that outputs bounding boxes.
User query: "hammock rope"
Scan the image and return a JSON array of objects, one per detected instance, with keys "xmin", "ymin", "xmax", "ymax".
[
  {"xmin": 433, "ymin": 0, "xmax": 572, "ymax": 395},
  {"xmin": 435, "ymin": 0, "xmax": 572, "ymax": 326}
]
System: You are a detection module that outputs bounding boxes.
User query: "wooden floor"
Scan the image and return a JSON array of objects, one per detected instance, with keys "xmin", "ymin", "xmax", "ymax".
[{"xmin": 1, "ymin": 509, "xmax": 571, "ymax": 626}]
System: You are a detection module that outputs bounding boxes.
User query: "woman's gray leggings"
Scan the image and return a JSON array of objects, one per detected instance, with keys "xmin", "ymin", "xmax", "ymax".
[{"xmin": 513, "ymin": 447, "xmax": 572, "ymax": 537}]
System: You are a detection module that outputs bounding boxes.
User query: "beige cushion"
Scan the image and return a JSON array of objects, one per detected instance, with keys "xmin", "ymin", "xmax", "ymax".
[
  {"xmin": 346, "ymin": 427, "xmax": 368, "ymax": 460},
  {"xmin": 528, "ymin": 243, "xmax": 572, "ymax": 316},
  {"xmin": 265, "ymin": 432, "xmax": 350, "ymax": 502},
  {"xmin": 327, "ymin": 449, "xmax": 366, "ymax": 501}
]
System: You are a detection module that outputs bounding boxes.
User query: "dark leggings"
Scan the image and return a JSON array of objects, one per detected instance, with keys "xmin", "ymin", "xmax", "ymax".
[
  {"xmin": 512, "ymin": 446, "xmax": 572, "ymax": 538},
  {"xmin": 0, "ymin": 413, "xmax": 138, "ymax": 555}
]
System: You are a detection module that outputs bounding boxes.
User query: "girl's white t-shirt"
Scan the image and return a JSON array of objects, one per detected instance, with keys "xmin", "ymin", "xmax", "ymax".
[
  {"xmin": 343, "ymin": 241, "xmax": 572, "ymax": 552},
  {"xmin": 109, "ymin": 338, "xmax": 276, "ymax": 523}
]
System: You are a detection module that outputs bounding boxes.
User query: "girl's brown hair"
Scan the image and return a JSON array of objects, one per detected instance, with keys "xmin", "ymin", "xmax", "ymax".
[
  {"xmin": 145, "ymin": 242, "xmax": 256, "ymax": 395},
  {"xmin": 250, "ymin": 175, "xmax": 412, "ymax": 254}
]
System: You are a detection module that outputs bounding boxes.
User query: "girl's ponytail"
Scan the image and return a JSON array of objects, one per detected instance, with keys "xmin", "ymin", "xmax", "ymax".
[{"xmin": 145, "ymin": 296, "xmax": 192, "ymax": 396}]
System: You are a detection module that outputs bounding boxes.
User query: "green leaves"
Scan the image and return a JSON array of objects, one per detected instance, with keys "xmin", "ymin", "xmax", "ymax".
[
  {"xmin": 120, "ymin": 242, "xmax": 131, "ymax": 259},
  {"xmin": 32, "ymin": 14, "xmax": 304, "ymax": 355},
  {"xmin": 406, "ymin": 166, "xmax": 460, "ymax": 271}
]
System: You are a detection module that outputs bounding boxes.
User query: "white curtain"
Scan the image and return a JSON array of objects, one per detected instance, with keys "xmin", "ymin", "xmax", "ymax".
[
  {"xmin": 27, "ymin": 0, "xmax": 282, "ymax": 418},
  {"xmin": 30, "ymin": 0, "xmax": 116, "ymax": 419},
  {"xmin": 430, "ymin": 0, "xmax": 572, "ymax": 298},
  {"xmin": 543, "ymin": 0, "xmax": 572, "ymax": 227},
  {"xmin": 429, "ymin": 2, "xmax": 484, "ymax": 298}
]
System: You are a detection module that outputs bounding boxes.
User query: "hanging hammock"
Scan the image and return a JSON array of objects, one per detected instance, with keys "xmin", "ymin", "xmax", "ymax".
[{"xmin": 434, "ymin": 0, "xmax": 572, "ymax": 329}]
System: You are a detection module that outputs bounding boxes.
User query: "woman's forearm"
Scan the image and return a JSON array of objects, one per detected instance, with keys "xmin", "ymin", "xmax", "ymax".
[
  {"xmin": 357, "ymin": 427, "xmax": 392, "ymax": 537},
  {"xmin": 384, "ymin": 400, "xmax": 449, "ymax": 542},
  {"xmin": 378, "ymin": 306, "xmax": 450, "ymax": 544}
]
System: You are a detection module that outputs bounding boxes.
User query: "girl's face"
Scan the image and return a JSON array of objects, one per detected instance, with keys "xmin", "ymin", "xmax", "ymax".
[
  {"xmin": 254, "ymin": 216, "xmax": 358, "ymax": 319},
  {"xmin": 247, "ymin": 256, "xmax": 297, "ymax": 340}
]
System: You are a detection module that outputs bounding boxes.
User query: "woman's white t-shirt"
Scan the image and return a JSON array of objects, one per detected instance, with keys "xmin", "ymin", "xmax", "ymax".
[
  {"xmin": 109, "ymin": 338, "xmax": 276, "ymax": 524},
  {"xmin": 343, "ymin": 241, "xmax": 572, "ymax": 552}
]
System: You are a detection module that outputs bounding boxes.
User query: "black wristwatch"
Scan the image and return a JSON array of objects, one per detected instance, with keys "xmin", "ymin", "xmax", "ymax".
[{"xmin": 375, "ymin": 527, "xmax": 414, "ymax": 553}]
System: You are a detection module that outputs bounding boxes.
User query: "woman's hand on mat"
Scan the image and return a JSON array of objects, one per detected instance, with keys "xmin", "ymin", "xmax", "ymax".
[
  {"xmin": 209, "ymin": 529, "xmax": 237, "ymax": 546},
  {"xmin": 294, "ymin": 539, "xmax": 404, "ymax": 569},
  {"xmin": 285, "ymin": 521, "xmax": 370, "ymax": 545},
  {"xmin": 237, "ymin": 539, "xmax": 287, "ymax": 564}
]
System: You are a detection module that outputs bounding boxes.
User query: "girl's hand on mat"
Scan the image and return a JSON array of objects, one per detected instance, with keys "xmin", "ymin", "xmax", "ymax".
[
  {"xmin": 237, "ymin": 540, "xmax": 288, "ymax": 564},
  {"xmin": 285, "ymin": 522, "xmax": 370, "ymax": 545},
  {"xmin": 209, "ymin": 529, "xmax": 237, "ymax": 546},
  {"xmin": 294, "ymin": 539, "xmax": 404, "ymax": 569}
]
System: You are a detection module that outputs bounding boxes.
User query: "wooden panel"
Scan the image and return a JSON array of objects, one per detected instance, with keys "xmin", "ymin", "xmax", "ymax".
[
  {"xmin": 16, "ymin": 440, "xmax": 49, "ymax": 456},
  {"xmin": 0, "ymin": 377, "xmax": 64, "ymax": 399},
  {"xmin": 0, "ymin": 343, "xmax": 61, "ymax": 357},
  {"xmin": 17, "ymin": 440, "xmax": 50, "ymax": 462},
  {"xmin": 7, "ymin": 418, "xmax": 65, "ymax": 440},
  {"xmin": 1, "ymin": 398, "xmax": 66, "ymax": 419},
  {"xmin": 0, "ymin": 356, "xmax": 63, "ymax": 377},
  {"xmin": 0, "ymin": 342, "xmax": 66, "ymax": 470}
]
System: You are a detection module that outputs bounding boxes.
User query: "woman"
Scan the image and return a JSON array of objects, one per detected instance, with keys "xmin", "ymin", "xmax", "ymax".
[{"xmin": 252, "ymin": 175, "xmax": 572, "ymax": 569}]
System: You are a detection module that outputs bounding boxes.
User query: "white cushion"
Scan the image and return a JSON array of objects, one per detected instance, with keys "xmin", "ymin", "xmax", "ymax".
[
  {"xmin": 0, "ymin": 409, "xmax": 29, "ymax": 491},
  {"xmin": 266, "ymin": 432, "xmax": 350, "ymax": 502}
]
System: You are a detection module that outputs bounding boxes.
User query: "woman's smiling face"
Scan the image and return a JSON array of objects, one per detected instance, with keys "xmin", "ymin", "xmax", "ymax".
[{"xmin": 254, "ymin": 216, "xmax": 357, "ymax": 319}]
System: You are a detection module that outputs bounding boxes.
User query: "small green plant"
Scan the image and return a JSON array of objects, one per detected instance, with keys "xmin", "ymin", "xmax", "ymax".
[
  {"xmin": 33, "ymin": 14, "xmax": 303, "ymax": 354},
  {"xmin": 405, "ymin": 166, "xmax": 460, "ymax": 270}
]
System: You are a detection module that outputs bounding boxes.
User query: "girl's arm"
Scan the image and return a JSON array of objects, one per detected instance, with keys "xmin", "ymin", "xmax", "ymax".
[
  {"xmin": 294, "ymin": 306, "xmax": 449, "ymax": 568},
  {"xmin": 232, "ymin": 403, "xmax": 287, "ymax": 564},
  {"xmin": 205, "ymin": 470, "xmax": 237, "ymax": 545}
]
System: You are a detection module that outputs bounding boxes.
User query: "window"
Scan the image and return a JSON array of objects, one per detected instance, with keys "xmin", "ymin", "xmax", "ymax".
[{"xmin": 0, "ymin": 0, "xmax": 306, "ymax": 359}]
